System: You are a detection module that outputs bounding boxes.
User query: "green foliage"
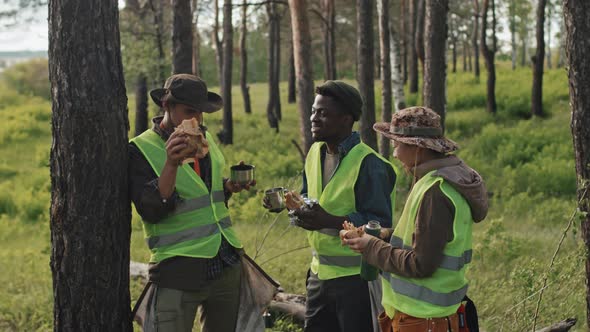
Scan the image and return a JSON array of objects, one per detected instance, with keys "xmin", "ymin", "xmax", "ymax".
[
  {"xmin": 0, "ymin": 65, "xmax": 587, "ymax": 331},
  {"xmin": 1, "ymin": 58, "xmax": 50, "ymax": 100}
]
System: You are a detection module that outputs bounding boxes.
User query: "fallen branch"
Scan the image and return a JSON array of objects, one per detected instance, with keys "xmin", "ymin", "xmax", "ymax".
[
  {"xmin": 534, "ymin": 318, "xmax": 577, "ymax": 332},
  {"xmin": 268, "ymin": 292, "xmax": 306, "ymax": 326}
]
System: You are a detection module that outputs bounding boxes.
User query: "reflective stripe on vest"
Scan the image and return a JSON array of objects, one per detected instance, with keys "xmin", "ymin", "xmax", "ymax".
[
  {"xmin": 384, "ymin": 273, "xmax": 469, "ymax": 307},
  {"xmin": 305, "ymin": 141, "xmax": 396, "ymax": 280},
  {"xmin": 390, "ymin": 236, "xmax": 473, "ymax": 271},
  {"xmin": 382, "ymin": 170, "xmax": 472, "ymax": 318},
  {"xmin": 312, "ymin": 251, "xmax": 362, "ymax": 267},
  {"xmin": 131, "ymin": 129, "xmax": 242, "ymax": 263}
]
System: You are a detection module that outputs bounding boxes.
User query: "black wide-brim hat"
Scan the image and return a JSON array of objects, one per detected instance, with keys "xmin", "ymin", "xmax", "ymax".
[{"xmin": 149, "ymin": 74, "xmax": 223, "ymax": 113}]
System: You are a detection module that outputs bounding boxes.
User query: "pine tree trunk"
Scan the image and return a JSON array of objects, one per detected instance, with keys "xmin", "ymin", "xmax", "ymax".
[
  {"xmin": 468, "ymin": 43, "xmax": 473, "ymax": 71},
  {"xmin": 521, "ymin": 38, "xmax": 527, "ymax": 67},
  {"xmin": 472, "ymin": 0, "xmax": 480, "ymax": 80},
  {"xmin": 135, "ymin": 75, "xmax": 148, "ymax": 137},
  {"xmin": 401, "ymin": 0, "xmax": 408, "ymax": 83},
  {"xmin": 321, "ymin": 0, "xmax": 336, "ymax": 80},
  {"xmin": 266, "ymin": 2, "xmax": 279, "ymax": 131},
  {"xmin": 288, "ymin": 40, "xmax": 296, "ymax": 104},
  {"xmin": 192, "ymin": 0, "xmax": 201, "ymax": 76},
  {"xmin": 148, "ymin": 0, "xmax": 166, "ymax": 86},
  {"xmin": 274, "ymin": 13, "xmax": 282, "ymax": 121},
  {"xmin": 391, "ymin": 26, "xmax": 407, "ymax": 112},
  {"xmin": 408, "ymin": 0, "xmax": 419, "ymax": 93},
  {"xmin": 480, "ymin": 0, "xmax": 497, "ymax": 113},
  {"xmin": 531, "ymin": 0, "xmax": 546, "ymax": 117},
  {"xmin": 289, "ymin": 0, "xmax": 313, "ymax": 154},
  {"xmin": 357, "ymin": 0, "xmax": 378, "ymax": 150},
  {"xmin": 172, "ymin": 0, "xmax": 193, "ymax": 74},
  {"xmin": 378, "ymin": 0, "xmax": 392, "ymax": 158},
  {"xmin": 546, "ymin": 3, "xmax": 552, "ymax": 69},
  {"xmin": 240, "ymin": 0, "xmax": 252, "ymax": 114},
  {"xmin": 463, "ymin": 41, "xmax": 468, "ymax": 72},
  {"xmin": 214, "ymin": 0, "xmax": 223, "ymax": 86},
  {"xmin": 563, "ymin": 1, "xmax": 590, "ymax": 327},
  {"xmin": 48, "ymin": 0, "xmax": 132, "ymax": 329},
  {"xmin": 423, "ymin": 0, "xmax": 448, "ymax": 127},
  {"xmin": 415, "ymin": 0, "xmax": 425, "ymax": 78},
  {"xmin": 219, "ymin": 0, "xmax": 233, "ymax": 144}
]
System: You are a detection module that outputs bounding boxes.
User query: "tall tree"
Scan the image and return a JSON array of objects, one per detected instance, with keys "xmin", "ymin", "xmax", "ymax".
[
  {"xmin": 192, "ymin": 0, "xmax": 201, "ymax": 76},
  {"xmin": 219, "ymin": 0, "xmax": 233, "ymax": 144},
  {"xmin": 134, "ymin": 75, "xmax": 148, "ymax": 137},
  {"xmin": 172, "ymin": 0, "xmax": 193, "ymax": 74},
  {"xmin": 415, "ymin": 0, "xmax": 426, "ymax": 76},
  {"xmin": 49, "ymin": 0, "xmax": 131, "ymax": 330},
  {"xmin": 357, "ymin": 0, "xmax": 377, "ymax": 150},
  {"xmin": 480, "ymin": 0, "xmax": 497, "ymax": 113},
  {"xmin": 213, "ymin": 0, "xmax": 223, "ymax": 85},
  {"xmin": 408, "ymin": 0, "xmax": 419, "ymax": 93},
  {"xmin": 563, "ymin": 0, "xmax": 590, "ymax": 327},
  {"xmin": 288, "ymin": 39, "xmax": 296, "ymax": 104},
  {"xmin": 401, "ymin": 0, "xmax": 408, "ymax": 83},
  {"xmin": 377, "ymin": 0, "xmax": 392, "ymax": 158},
  {"xmin": 531, "ymin": 0, "xmax": 546, "ymax": 117},
  {"xmin": 390, "ymin": 27, "xmax": 407, "ymax": 112},
  {"xmin": 546, "ymin": 0, "xmax": 553, "ymax": 69},
  {"xmin": 239, "ymin": 0, "xmax": 252, "ymax": 114},
  {"xmin": 321, "ymin": 0, "xmax": 337, "ymax": 80},
  {"xmin": 289, "ymin": 0, "xmax": 314, "ymax": 154},
  {"xmin": 472, "ymin": 0, "xmax": 480, "ymax": 80},
  {"xmin": 449, "ymin": 13, "xmax": 458, "ymax": 73},
  {"xmin": 148, "ymin": 0, "xmax": 167, "ymax": 86},
  {"xmin": 266, "ymin": 0, "xmax": 281, "ymax": 130},
  {"xmin": 423, "ymin": 0, "xmax": 449, "ymax": 126}
]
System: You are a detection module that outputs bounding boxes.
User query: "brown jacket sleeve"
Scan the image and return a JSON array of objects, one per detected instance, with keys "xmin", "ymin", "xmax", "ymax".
[{"xmin": 362, "ymin": 184, "xmax": 455, "ymax": 278}]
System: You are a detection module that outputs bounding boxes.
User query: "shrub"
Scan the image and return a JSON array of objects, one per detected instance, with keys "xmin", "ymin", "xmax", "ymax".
[{"xmin": 1, "ymin": 58, "xmax": 50, "ymax": 100}]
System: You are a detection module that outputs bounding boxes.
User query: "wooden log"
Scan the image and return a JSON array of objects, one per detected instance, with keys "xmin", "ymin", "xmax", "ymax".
[{"xmin": 535, "ymin": 318, "xmax": 577, "ymax": 332}]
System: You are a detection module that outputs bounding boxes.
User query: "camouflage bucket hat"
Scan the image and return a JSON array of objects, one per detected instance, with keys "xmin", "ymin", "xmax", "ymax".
[
  {"xmin": 373, "ymin": 106, "xmax": 459, "ymax": 154},
  {"xmin": 149, "ymin": 74, "xmax": 223, "ymax": 113}
]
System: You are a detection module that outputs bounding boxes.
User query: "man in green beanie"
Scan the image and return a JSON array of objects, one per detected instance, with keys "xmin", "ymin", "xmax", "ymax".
[{"xmin": 288, "ymin": 81, "xmax": 397, "ymax": 331}]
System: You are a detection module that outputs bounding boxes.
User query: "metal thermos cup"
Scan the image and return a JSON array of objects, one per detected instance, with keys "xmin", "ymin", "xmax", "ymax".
[
  {"xmin": 360, "ymin": 220, "xmax": 381, "ymax": 281},
  {"xmin": 265, "ymin": 187, "xmax": 288, "ymax": 212}
]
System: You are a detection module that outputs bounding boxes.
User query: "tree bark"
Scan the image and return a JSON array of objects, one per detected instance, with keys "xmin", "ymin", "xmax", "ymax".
[
  {"xmin": 219, "ymin": 0, "xmax": 233, "ymax": 144},
  {"xmin": 172, "ymin": 0, "xmax": 193, "ymax": 74},
  {"xmin": 377, "ymin": 0, "xmax": 392, "ymax": 158},
  {"xmin": 480, "ymin": 0, "xmax": 497, "ymax": 113},
  {"xmin": 449, "ymin": 14, "xmax": 457, "ymax": 73},
  {"xmin": 239, "ymin": 0, "xmax": 252, "ymax": 114},
  {"xmin": 148, "ymin": 0, "xmax": 166, "ymax": 86},
  {"xmin": 463, "ymin": 41, "xmax": 468, "ymax": 71},
  {"xmin": 357, "ymin": 0, "xmax": 378, "ymax": 150},
  {"xmin": 564, "ymin": 2, "xmax": 590, "ymax": 328},
  {"xmin": 289, "ymin": 0, "xmax": 313, "ymax": 154},
  {"xmin": 288, "ymin": 40, "xmax": 296, "ymax": 104},
  {"xmin": 472, "ymin": 0, "xmax": 480, "ymax": 80},
  {"xmin": 192, "ymin": 0, "xmax": 201, "ymax": 76},
  {"xmin": 391, "ymin": 26, "xmax": 407, "ymax": 112},
  {"xmin": 546, "ymin": 2, "xmax": 552, "ymax": 69},
  {"xmin": 408, "ymin": 0, "xmax": 419, "ymax": 93},
  {"xmin": 531, "ymin": 0, "xmax": 546, "ymax": 117},
  {"xmin": 266, "ymin": 1, "xmax": 280, "ymax": 130},
  {"xmin": 321, "ymin": 0, "xmax": 336, "ymax": 80},
  {"xmin": 468, "ymin": 41, "xmax": 473, "ymax": 71},
  {"xmin": 415, "ymin": 0, "xmax": 425, "ymax": 77},
  {"xmin": 213, "ymin": 0, "xmax": 223, "ymax": 85},
  {"xmin": 48, "ymin": 0, "xmax": 132, "ymax": 330},
  {"xmin": 423, "ymin": 0, "xmax": 449, "ymax": 127},
  {"xmin": 401, "ymin": 0, "xmax": 408, "ymax": 83},
  {"xmin": 134, "ymin": 74, "xmax": 148, "ymax": 137}
]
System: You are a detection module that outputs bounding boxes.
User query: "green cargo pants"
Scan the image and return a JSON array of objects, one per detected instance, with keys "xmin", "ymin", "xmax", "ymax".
[{"xmin": 153, "ymin": 263, "xmax": 241, "ymax": 332}]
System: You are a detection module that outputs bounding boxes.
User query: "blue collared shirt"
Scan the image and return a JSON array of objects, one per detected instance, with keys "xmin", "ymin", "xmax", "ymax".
[{"xmin": 301, "ymin": 132, "xmax": 396, "ymax": 228}]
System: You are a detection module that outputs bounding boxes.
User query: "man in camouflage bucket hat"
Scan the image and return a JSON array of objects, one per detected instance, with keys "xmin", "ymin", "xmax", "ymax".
[{"xmin": 343, "ymin": 106, "xmax": 489, "ymax": 332}]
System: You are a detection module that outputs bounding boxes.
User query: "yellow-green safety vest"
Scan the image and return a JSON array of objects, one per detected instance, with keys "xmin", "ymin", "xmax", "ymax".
[
  {"xmin": 382, "ymin": 170, "xmax": 472, "ymax": 318},
  {"xmin": 305, "ymin": 141, "xmax": 395, "ymax": 280},
  {"xmin": 131, "ymin": 129, "xmax": 243, "ymax": 263}
]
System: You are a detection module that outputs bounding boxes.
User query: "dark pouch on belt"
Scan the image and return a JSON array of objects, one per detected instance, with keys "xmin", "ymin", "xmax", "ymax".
[{"xmin": 459, "ymin": 295, "xmax": 479, "ymax": 332}]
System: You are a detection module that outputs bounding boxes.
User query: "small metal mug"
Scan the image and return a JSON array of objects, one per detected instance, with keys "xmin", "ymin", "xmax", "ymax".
[
  {"xmin": 265, "ymin": 187, "xmax": 289, "ymax": 212},
  {"xmin": 230, "ymin": 164, "xmax": 255, "ymax": 185}
]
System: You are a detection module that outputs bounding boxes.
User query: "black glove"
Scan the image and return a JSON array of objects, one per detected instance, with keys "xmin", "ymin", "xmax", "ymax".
[{"xmin": 292, "ymin": 204, "xmax": 343, "ymax": 231}]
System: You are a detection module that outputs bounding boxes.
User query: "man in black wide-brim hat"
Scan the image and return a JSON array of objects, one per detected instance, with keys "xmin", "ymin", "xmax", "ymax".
[{"xmin": 129, "ymin": 74, "xmax": 255, "ymax": 332}]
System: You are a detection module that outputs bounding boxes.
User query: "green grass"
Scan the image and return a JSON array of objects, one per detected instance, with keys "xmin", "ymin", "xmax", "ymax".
[{"xmin": 0, "ymin": 64, "xmax": 586, "ymax": 331}]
